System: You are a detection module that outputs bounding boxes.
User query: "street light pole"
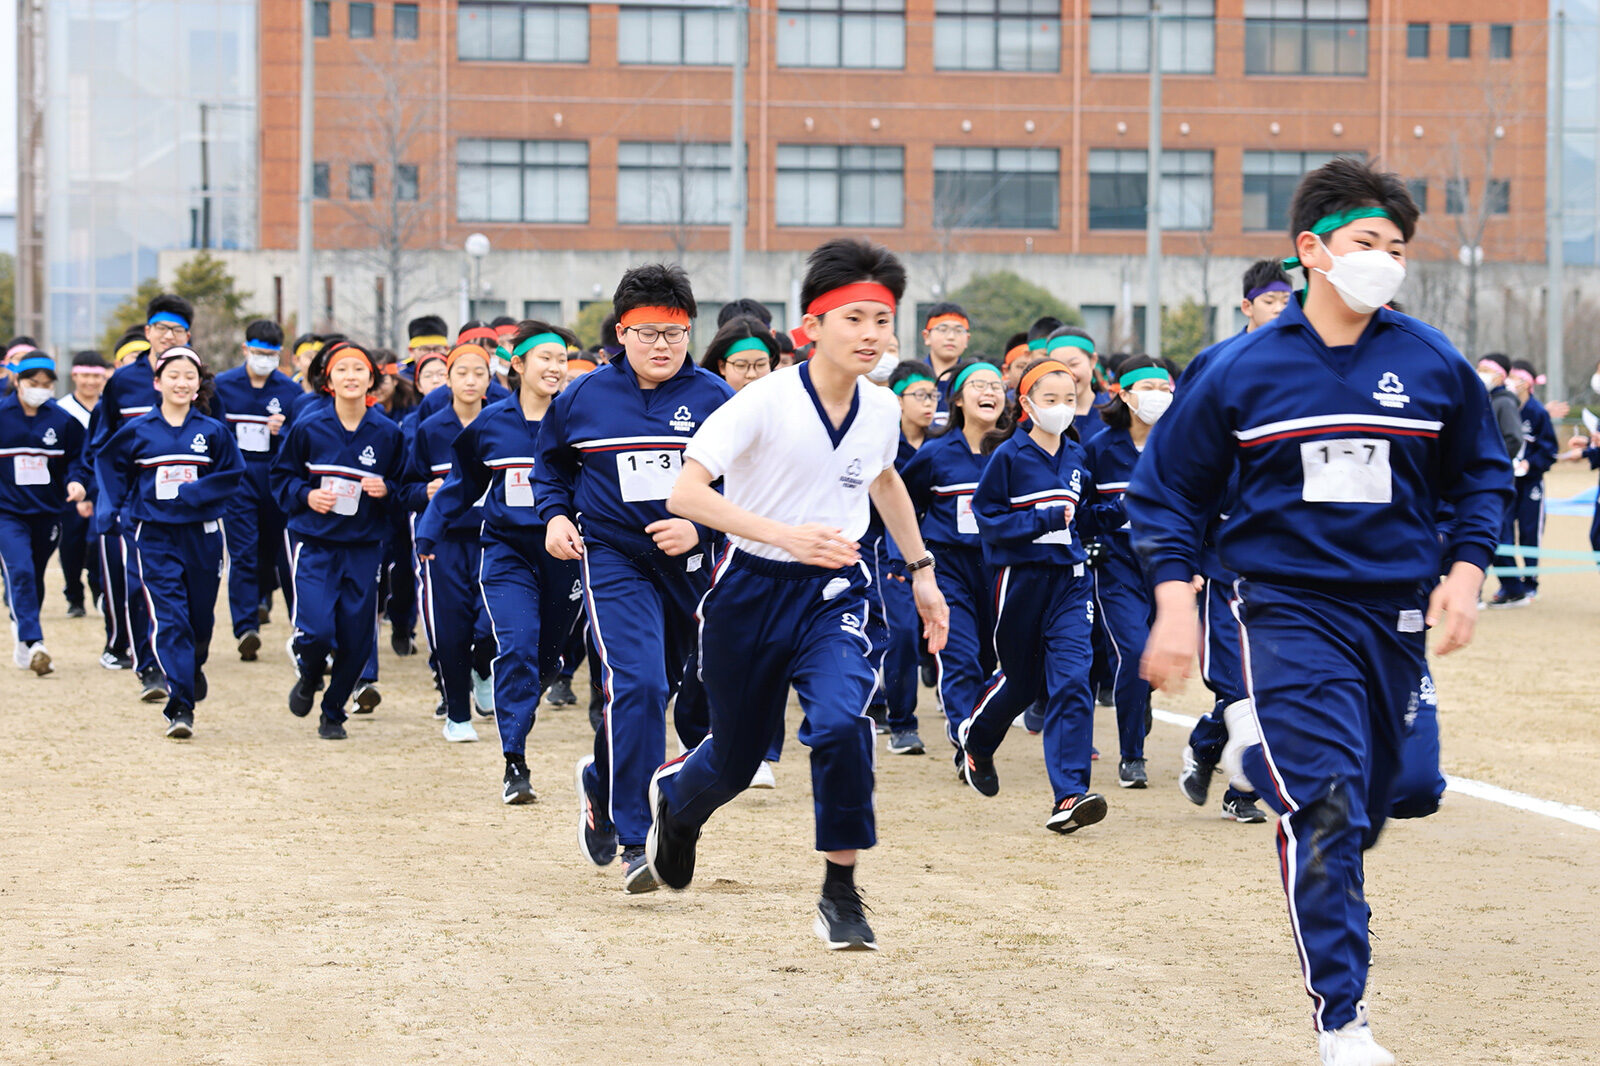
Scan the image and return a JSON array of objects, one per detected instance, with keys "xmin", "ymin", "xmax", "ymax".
[
  {"xmin": 1144, "ymin": 1, "xmax": 1163, "ymax": 359},
  {"xmin": 1545, "ymin": 8, "xmax": 1566, "ymax": 400},
  {"xmin": 299, "ymin": 0, "xmax": 316, "ymax": 332},
  {"xmin": 729, "ymin": 0, "xmax": 748, "ymax": 300}
]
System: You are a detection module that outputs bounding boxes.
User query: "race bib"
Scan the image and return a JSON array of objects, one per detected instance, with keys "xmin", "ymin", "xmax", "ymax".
[
  {"xmin": 13, "ymin": 454, "xmax": 49, "ymax": 485},
  {"xmin": 616, "ymin": 449, "xmax": 682, "ymax": 503},
  {"xmin": 504, "ymin": 466, "xmax": 535, "ymax": 508},
  {"xmin": 1300, "ymin": 438, "xmax": 1392, "ymax": 504},
  {"xmin": 236, "ymin": 421, "xmax": 270, "ymax": 453},
  {"xmin": 155, "ymin": 464, "xmax": 198, "ymax": 500},
  {"xmin": 956, "ymin": 494, "xmax": 978, "ymax": 536},
  {"xmin": 320, "ymin": 476, "xmax": 362, "ymax": 516},
  {"xmin": 1033, "ymin": 499, "xmax": 1074, "ymax": 546}
]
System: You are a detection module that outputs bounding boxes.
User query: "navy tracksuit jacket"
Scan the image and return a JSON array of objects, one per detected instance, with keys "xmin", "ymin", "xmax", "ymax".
[
  {"xmin": 1494, "ymin": 395, "xmax": 1559, "ymax": 596},
  {"xmin": 0, "ymin": 396, "xmax": 86, "ymax": 646}
]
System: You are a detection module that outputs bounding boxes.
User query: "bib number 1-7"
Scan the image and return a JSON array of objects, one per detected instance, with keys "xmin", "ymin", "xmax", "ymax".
[{"xmin": 1300, "ymin": 438, "xmax": 1393, "ymax": 504}]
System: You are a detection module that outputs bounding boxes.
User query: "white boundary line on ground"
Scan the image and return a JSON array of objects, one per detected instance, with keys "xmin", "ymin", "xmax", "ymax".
[{"xmin": 1150, "ymin": 709, "xmax": 1600, "ymax": 833}]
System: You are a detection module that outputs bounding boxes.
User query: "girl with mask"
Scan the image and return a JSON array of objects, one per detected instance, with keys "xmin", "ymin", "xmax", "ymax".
[
  {"xmin": 1082, "ymin": 355, "xmax": 1172, "ymax": 790},
  {"xmin": 953, "ymin": 359, "xmax": 1121, "ymax": 834}
]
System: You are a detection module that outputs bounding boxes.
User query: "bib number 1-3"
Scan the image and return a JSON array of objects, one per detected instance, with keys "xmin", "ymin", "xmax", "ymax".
[
  {"xmin": 1300, "ymin": 438, "xmax": 1392, "ymax": 504},
  {"xmin": 617, "ymin": 450, "xmax": 682, "ymax": 503}
]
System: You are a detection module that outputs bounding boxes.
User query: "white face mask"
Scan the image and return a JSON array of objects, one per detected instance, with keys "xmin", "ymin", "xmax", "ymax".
[
  {"xmin": 20, "ymin": 386, "xmax": 54, "ymax": 408},
  {"xmin": 1590, "ymin": 372, "xmax": 1600, "ymax": 395},
  {"xmin": 247, "ymin": 354, "xmax": 280, "ymax": 377},
  {"xmin": 1027, "ymin": 399, "xmax": 1073, "ymax": 436},
  {"xmin": 1478, "ymin": 371, "xmax": 1500, "ymax": 391},
  {"xmin": 1313, "ymin": 235, "xmax": 1406, "ymax": 315},
  {"xmin": 866, "ymin": 350, "xmax": 899, "ymax": 384},
  {"xmin": 1131, "ymin": 389, "xmax": 1172, "ymax": 425}
]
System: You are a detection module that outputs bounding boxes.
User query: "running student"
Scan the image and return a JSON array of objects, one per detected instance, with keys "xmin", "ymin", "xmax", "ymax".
[
  {"xmin": 1041, "ymin": 326, "xmax": 1107, "ymax": 445},
  {"xmin": 537, "ymin": 263, "xmax": 733, "ymax": 893},
  {"xmin": 96, "ymin": 347, "xmax": 244, "ymax": 738},
  {"xmin": 404, "ymin": 342, "xmax": 497, "ymax": 744},
  {"xmin": 921, "ymin": 302, "xmax": 971, "ymax": 419},
  {"xmin": 1128, "ymin": 158, "xmax": 1510, "ymax": 1066},
  {"xmin": 1487, "ymin": 359, "xmax": 1558, "ymax": 607},
  {"xmin": 1, "ymin": 352, "xmax": 87, "ymax": 677},
  {"xmin": 56, "ymin": 350, "xmax": 109, "ymax": 618},
  {"xmin": 955, "ymin": 359, "xmax": 1118, "ymax": 834},
  {"xmin": 418, "ymin": 322, "xmax": 585, "ymax": 803},
  {"xmin": 270, "ymin": 342, "xmax": 406, "ymax": 741},
  {"xmin": 214, "ymin": 319, "xmax": 302, "ymax": 658},
  {"xmin": 647, "ymin": 237, "xmax": 950, "ymax": 951}
]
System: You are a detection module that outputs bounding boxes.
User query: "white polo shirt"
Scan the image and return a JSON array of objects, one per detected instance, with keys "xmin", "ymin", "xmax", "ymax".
[{"xmin": 684, "ymin": 362, "xmax": 901, "ymax": 563}]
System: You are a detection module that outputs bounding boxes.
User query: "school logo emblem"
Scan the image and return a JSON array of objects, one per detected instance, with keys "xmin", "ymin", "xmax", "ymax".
[
  {"xmin": 1374, "ymin": 371, "xmax": 1411, "ymax": 409},
  {"xmin": 839, "ymin": 457, "xmax": 865, "ymax": 490},
  {"xmin": 358, "ymin": 445, "xmax": 377, "ymax": 467},
  {"xmin": 42, "ymin": 428, "xmax": 57, "ymax": 446},
  {"xmin": 190, "ymin": 432, "xmax": 208, "ymax": 453},
  {"xmin": 839, "ymin": 611, "xmax": 867, "ymax": 641},
  {"xmin": 1069, "ymin": 468, "xmax": 1082, "ymax": 493},
  {"xmin": 267, "ymin": 397, "xmax": 282, "ymax": 415},
  {"xmin": 669, "ymin": 405, "xmax": 696, "ymax": 432},
  {"xmin": 1419, "ymin": 674, "xmax": 1437, "ymax": 706},
  {"xmin": 569, "ymin": 579, "xmax": 583, "ymax": 602}
]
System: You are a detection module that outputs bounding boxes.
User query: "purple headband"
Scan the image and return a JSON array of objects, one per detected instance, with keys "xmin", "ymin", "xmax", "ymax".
[{"xmin": 1246, "ymin": 281, "xmax": 1293, "ymax": 301}]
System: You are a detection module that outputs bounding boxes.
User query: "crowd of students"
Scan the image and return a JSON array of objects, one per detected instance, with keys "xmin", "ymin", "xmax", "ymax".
[{"xmin": 0, "ymin": 156, "xmax": 1590, "ymax": 1065}]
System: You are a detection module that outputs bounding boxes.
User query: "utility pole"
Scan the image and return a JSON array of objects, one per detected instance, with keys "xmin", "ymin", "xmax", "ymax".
[
  {"xmin": 1144, "ymin": 1, "xmax": 1163, "ymax": 359},
  {"xmin": 729, "ymin": 0, "xmax": 748, "ymax": 300},
  {"xmin": 1545, "ymin": 8, "xmax": 1566, "ymax": 400},
  {"xmin": 299, "ymin": 0, "xmax": 316, "ymax": 333},
  {"xmin": 16, "ymin": 0, "xmax": 46, "ymax": 344}
]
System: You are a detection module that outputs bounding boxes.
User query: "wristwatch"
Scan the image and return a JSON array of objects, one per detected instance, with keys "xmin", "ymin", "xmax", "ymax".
[{"xmin": 905, "ymin": 552, "xmax": 936, "ymax": 574}]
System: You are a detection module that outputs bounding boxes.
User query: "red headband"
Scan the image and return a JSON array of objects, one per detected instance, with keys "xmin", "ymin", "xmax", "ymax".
[
  {"xmin": 806, "ymin": 282, "xmax": 897, "ymax": 318},
  {"xmin": 619, "ymin": 306, "xmax": 692, "ymax": 328},
  {"xmin": 458, "ymin": 327, "xmax": 499, "ymax": 346},
  {"xmin": 925, "ymin": 313, "xmax": 968, "ymax": 331}
]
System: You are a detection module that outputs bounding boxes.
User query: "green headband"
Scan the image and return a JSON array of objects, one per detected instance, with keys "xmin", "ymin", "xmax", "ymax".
[
  {"xmin": 949, "ymin": 362, "xmax": 1001, "ymax": 397},
  {"xmin": 501, "ymin": 332, "xmax": 566, "ymax": 362},
  {"xmin": 1046, "ymin": 334, "xmax": 1095, "ymax": 356},
  {"xmin": 891, "ymin": 374, "xmax": 935, "ymax": 396},
  {"xmin": 723, "ymin": 336, "xmax": 770, "ymax": 359},
  {"xmin": 1026, "ymin": 337, "xmax": 1048, "ymax": 351},
  {"xmin": 1119, "ymin": 365, "xmax": 1171, "ymax": 389},
  {"xmin": 1283, "ymin": 207, "xmax": 1398, "ymax": 269}
]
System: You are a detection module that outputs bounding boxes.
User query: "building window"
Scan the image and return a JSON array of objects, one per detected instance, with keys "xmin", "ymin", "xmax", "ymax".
[
  {"xmin": 1089, "ymin": 0, "xmax": 1214, "ymax": 74},
  {"xmin": 1241, "ymin": 151, "xmax": 1353, "ymax": 230},
  {"xmin": 1405, "ymin": 178, "xmax": 1428, "ymax": 213},
  {"xmin": 349, "ymin": 2, "xmax": 374, "ymax": 37},
  {"xmin": 1487, "ymin": 179, "xmax": 1510, "ymax": 215},
  {"xmin": 1445, "ymin": 178, "xmax": 1468, "ymax": 214},
  {"xmin": 1087, "ymin": 149, "xmax": 1213, "ymax": 230},
  {"xmin": 618, "ymin": 7, "xmax": 737, "ymax": 65},
  {"xmin": 458, "ymin": 2, "xmax": 589, "ymax": 63},
  {"xmin": 396, "ymin": 164, "xmax": 419, "ymax": 201},
  {"xmin": 313, "ymin": 1, "xmax": 330, "ymax": 37},
  {"xmin": 313, "ymin": 162, "xmax": 330, "ymax": 199},
  {"xmin": 1489, "ymin": 23, "xmax": 1511, "ymax": 59},
  {"xmin": 524, "ymin": 300, "xmax": 562, "ymax": 322},
  {"xmin": 934, "ymin": 0, "xmax": 1060, "ymax": 73},
  {"xmin": 775, "ymin": 145, "xmax": 903, "ymax": 227},
  {"xmin": 1447, "ymin": 22, "xmax": 1469, "ymax": 59},
  {"xmin": 933, "ymin": 147, "xmax": 1059, "ymax": 229},
  {"xmin": 777, "ymin": 0, "xmax": 904, "ymax": 69},
  {"xmin": 1243, "ymin": 0, "xmax": 1366, "ymax": 76},
  {"xmin": 350, "ymin": 163, "xmax": 374, "ymax": 201},
  {"xmin": 1405, "ymin": 22, "xmax": 1427, "ymax": 58},
  {"xmin": 617, "ymin": 143, "xmax": 736, "ymax": 225},
  {"xmin": 395, "ymin": 3, "xmax": 419, "ymax": 39},
  {"xmin": 457, "ymin": 139, "xmax": 589, "ymax": 224}
]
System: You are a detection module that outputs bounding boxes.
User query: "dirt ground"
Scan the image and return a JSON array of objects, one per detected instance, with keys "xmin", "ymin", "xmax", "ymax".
[{"xmin": 3, "ymin": 466, "xmax": 1598, "ymax": 1065}]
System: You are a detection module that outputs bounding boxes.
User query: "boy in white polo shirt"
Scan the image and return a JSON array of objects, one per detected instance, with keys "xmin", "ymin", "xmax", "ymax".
[{"xmin": 646, "ymin": 238, "xmax": 950, "ymax": 950}]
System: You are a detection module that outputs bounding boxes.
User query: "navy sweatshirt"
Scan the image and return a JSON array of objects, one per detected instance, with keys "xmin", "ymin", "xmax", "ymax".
[
  {"xmin": 0, "ymin": 395, "xmax": 88, "ymax": 516},
  {"xmin": 213, "ymin": 366, "xmax": 303, "ymax": 493},
  {"xmin": 402, "ymin": 403, "xmax": 480, "ymax": 540},
  {"xmin": 95, "ymin": 407, "xmax": 245, "ymax": 527},
  {"xmin": 269, "ymin": 403, "xmax": 406, "ymax": 544},
  {"xmin": 973, "ymin": 430, "xmax": 1117, "ymax": 569},
  {"xmin": 899, "ymin": 429, "xmax": 991, "ymax": 550},
  {"xmin": 1518, "ymin": 395, "xmax": 1558, "ymax": 482},
  {"xmin": 1081, "ymin": 425, "xmax": 1140, "ymax": 570},
  {"xmin": 1126, "ymin": 296, "xmax": 1513, "ymax": 591},
  {"xmin": 417, "ymin": 395, "xmax": 551, "ymax": 556},
  {"xmin": 415, "ymin": 378, "xmax": 512, "ymax": 421}
]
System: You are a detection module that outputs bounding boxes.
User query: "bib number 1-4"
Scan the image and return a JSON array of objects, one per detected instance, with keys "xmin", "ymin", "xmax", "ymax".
[
  {"xmin": 617, "ymin": 450, "xmax": 682, "ymax": 503},
  {"xmin": 1300, "ymin": 438, "xmax": 1393, "ymax": 504},
  {"xmin": 13, "ymin": 455, "xmax": 49, "ymax": 485},
  {"xmin": 504, "ymin": 466, "xmax": 535, "ymax": 508}
]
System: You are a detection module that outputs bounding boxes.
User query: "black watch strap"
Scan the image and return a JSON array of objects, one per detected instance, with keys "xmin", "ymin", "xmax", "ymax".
[{"xmin": 905, "ymin": 552, "xmax": 935, "ymax": 573}]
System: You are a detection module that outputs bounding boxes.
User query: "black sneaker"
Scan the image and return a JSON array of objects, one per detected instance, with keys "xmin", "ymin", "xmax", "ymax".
[
  {"xmin": 621, "ymin": 845, "xmax": 659, "ymax": 894},
  {"xmin": 1221, "ymin": 793, "xmax": 1269, "ymax": 824},
  {"xmin": 139, "ymin": 670, "xmax": 168, "ymax": 703},
  {"xmin": 867, "ymin": 704, "xmax": 889, "ymax": 735},
  {"xmin": 257, "ymin": 603, "xmax": 271, "ymax": 626},
  {"xmin": 1178, "ymin": 745, "xmax": 1215, "ymax": 806},
  {"xmin": 318, "ymin": 715, "xmax": 347, "ymax": 740},
  {"xmin": 545, "ymin": 677, "xmax": 578, "ymax": 706},
  {"xmin": 288, "ymin": 673, "xmax": 320, "ymax": 717},
  {"xmin": 164, "ymin": 709, "xmax": 194, "ymax": 739},
  {"xmin": 1118, "ymin": 757, "xmax": 1148, "ymax": 789},
  {"xmin": 100, "ymin": 648, "xmax": 132, "ymax": 670},
  {"xmin": 433, "ymin": 695, "xmax": 447, "ymax": 721},
  {"xmin": 919, "ymin": 660, "xmax": 936, "ymax": 688},
  {"xmin": 502, "ymin": 760, "xmax": 536, "ymax": 805},
  {"xmin": 352, "ymin": 683, "xmax": 382, "ymax": 714},
  {"xmin": 391, "ymin": 631, "xmax": 417, "ymax": 656},
  {"xmin": 1046, "ymin": 792, "xmax": 1108, "ymax": 834},
  {"xmin": 887, "ymin": 730, "xmax": 925, "ymax": 755},
  {"xmin": 1485, "ymin": 589, "xmax": 1527, "ymax": 610},
  {"xmin": 957, "ymin": 720, "xmax": 999, "ymax": 796},
  {"xmin": 815, "ymin": 884, "xmax": 877, "ymax": 951},
  {"xmin": 575, "ymin": 755, "xmax": 618, "ymax": 866},
  {"xmin": 646, "ymin": 765, "xmax": 700, "ymax": 891},
  {"xmin": 195, "ymin": 671, "xmax": 208, "ymax": 702},
  {"xmin": 66, "ymin": 603, "xmax": 86, "ymax": 619},
  {"xmin": 238, "ymin": 630, "xmax": 261, "ymax": 661},
  {"xmin": 1096, "ymin": 683, "xmax": 1115, "ymax": 707}
]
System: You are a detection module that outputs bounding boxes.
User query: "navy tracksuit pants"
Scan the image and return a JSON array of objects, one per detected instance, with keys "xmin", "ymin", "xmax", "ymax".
[
  {"xmin": 222, "ymin": 472, "xmax": 292, "ymax": 637},
  {"xmin": 0, "ymin": 512, "xmax": 59, "ymax": 645},
  {"xmin": 659, "ymin": 551, "xmax": 879, "ymax": 852},
  {"xmin": 874, "ymin": 547, "xmax": 920, "ymax": 734},
  {"xmin": 133, "ymin": 520, "xmax": 223, "ymax": 714},
  {"xmin": 418, "ymin": 533, "xmax": 495, "ymax": 725},
  {"xmin": 964, "ymin": 563, "xmax": 1096, "ymax": 803},
  {"xmin": 579, "ymin": 535, "xmax": 711, "ymax": 848},
  {"xmin": 383, "ymin": 509, "xmax": 417, "ymax": 640},
  {"xmin": 1390, "ymin": 667, "xmax": 1445, "ymax": 819},
  {"xmin": 1186, "ymin": 578, "xmax": 1258, "ymax": 807},
  {"xmin": 58, "ymin": 504, "xmax": 100, "ymax": 610},
  {"xmin": 291, "ymin": 537, "xmax": 383, "ymax": 722},
  {"xmin": 1232, "ymin": 579, "xmax": 1427, "ymax": 1035},
  {"xmin": 1494, "ymin": 476, "xmax": 1546, "ymax": 598},
  {"xmin": 478, "ymin": 529, "xmax": 584, "ymax": 756},
  {"xmin": 100, "ymin": 526, "xmax": 157, "ymax": 676},
  {"xmin": 1091, "ymin": 553, "xmax": 1153, "ymax": 761},
  {"xmin": 932, "ymin": 545, "xmax": 997, "ymax": 745}
]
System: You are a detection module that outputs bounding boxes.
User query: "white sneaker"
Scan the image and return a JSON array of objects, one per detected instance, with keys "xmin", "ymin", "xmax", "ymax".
[
  {"xmin": 27, "ymin": 643, "xmax": 52, "ymax": 676},
  {"xmin": 471, "ymin": 669, "xmax": 496, "ymax": 716},
  {"xmin": 13, "ymin": 640, "xmax": 29, "ymax": 669},
  {"xmin": 442, "ymin": 718, "xmax": 479, "ymax": 743},
  {"xmin": 749, "ymin": 761, "xmax": 777, "ymax": 789},
  {"xmin": 1219, "ymin": 699, "xmax": 1262, "ymax": 794},
  {"xmin": 1318, "ymin": 1006, "xmax": 1395, "ymax": 1066}
]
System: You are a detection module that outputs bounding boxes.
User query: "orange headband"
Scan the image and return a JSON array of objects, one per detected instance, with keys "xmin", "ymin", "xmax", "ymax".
[
  {"xmin": 1019, "ymin": 360, "xmax": 1072, "ymax": 399},
  {"xmin": 1003, "ymin": 344, "xmax": 1029, "ymax": 369},
  {"xmin": 926, "ymin": 313, "xmax": 968, "ymax": 331},
  {"xmin": 566, "ymin": 358, "xmax": 597, "ymax": 376},
  {"xmin": 806, "ymin": 282, "xmax": 897, "ymax": 318},
  {"xmin": 447, "ymin": 343, "xmax": 491, "ymax": 370},
  {"xmin": 619, "ymin": 306, "xmax": 692, "ymax": 328},
  {"xmin": 458, "ymin": 327, "xmax": 499, "ymax": 346},
  {"xmin": 322, "ymin": 343, "xmax": 382, "ymax": 405}
]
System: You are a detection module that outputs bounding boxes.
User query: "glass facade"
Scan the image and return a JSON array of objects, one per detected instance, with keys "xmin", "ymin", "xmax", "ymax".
[
  {"xmin": 1560, "ymin": 0, "xmax": 1600, "ymax": 265},
  {"xmin": 44, "ymin": 0, "xmax": 258, "ymax": 349}
]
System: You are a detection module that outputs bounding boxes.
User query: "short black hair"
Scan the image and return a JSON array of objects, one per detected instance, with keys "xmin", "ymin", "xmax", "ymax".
[
  {"xmin": 887, "ymin": 359, "xmax": 936, "ymax": 393},
  {"xmin": 613, "ymin": 263, "xmax": 697, "ymax": 320},
  {"xmin": 1479, "ymin": 352, "xmax": 1511, "ymax": 374},
  {"xmin": 799, "ymin": 238, "xmax": 906, "ymax": 315},
  {"xmin": 409, "ymin": 314, "xmax": 449, "ymax": 340},
  {"xmin": 115, "ymin": 326, "xmax": 148, "ymax": 350},
  {"xmin": 1003, "ymin": 331, "xmax": 1028, "ymax": 354},
  {"xmin": 7, "ymin": 335, "xmax": 39, "ymax": 350},
  {"xmin": 700, "ymin": 315, "xmax": 780, "ymax": 374},
  {"xmin": 1099, "ymin": 354, "xmax": 1166, "ymax": 431},
  {"xmin": 489, "ymin": 315, "xmax": 518, "ymax": 329},
  {"xmin": 245, "ymin": 319, "xmax": 284, "ymax": 349},
  {"xmin": 291, "ymin": 332, "xmax": 319, "ymax": 353},
  {"xmin": 599, "ymin": 310, "xmax": 623, "ymax": 354},
  {"xmin": 716, "ymin": 298, "xmax": 772, "ymax": 328},
  {"xmin": 147, "ymin": 293, "xmax": 194, "ymax": 327},
  {"xmin": 773, "ymin": 330, "xmax": 795, "ymax": 355},
  {"xmin": 1241, "ymin": 259, "xmax": 1292, "ymax": 300},
  {"xmin": 1288, "ymin": 156, "xmax": 1420, "ymax": 245},
  {"xmin": 72, "ymin": 349, "xmax": 111, "ymax": 370},
  {"xmin": 922, "ymin": 301, "xmax": 968, "ymax": 328},
  {"xmin": 1510, "ymin": 358, "xmax": 1539, "ymax": 377}
]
